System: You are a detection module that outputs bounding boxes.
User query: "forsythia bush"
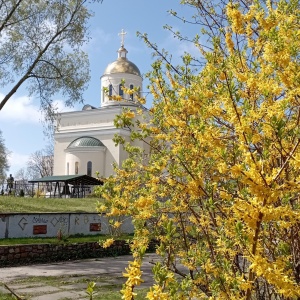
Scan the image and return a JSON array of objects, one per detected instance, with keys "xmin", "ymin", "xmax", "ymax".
[{"xmin": 96, "ymin": 0, "xmax": 300, "ymax": 298}]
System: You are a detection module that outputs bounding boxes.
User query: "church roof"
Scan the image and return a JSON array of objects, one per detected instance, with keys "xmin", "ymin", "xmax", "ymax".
[
  {"xmin": 82, "ymin": 104, "xmax": 96, "ymax": 110},
  {"xmin": 104, "ymin": 58, "xmax": 141, "ymax": 76},
  {"xmin": 103, "ymin": 46, "xmax": 141, "ymax": 77},
  {"xmin": 67, "ymin": 137, "xmax": 104, "ymax": 148}
]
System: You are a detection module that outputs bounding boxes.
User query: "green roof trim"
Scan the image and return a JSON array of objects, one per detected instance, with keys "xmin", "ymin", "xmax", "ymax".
[
  {"xmin": 68, "ymin": 137, "xmax": 104, "ymax": 148},
  {"xmin": 29, "ymin": 175, "xmax": 103, "ymax": 186}
]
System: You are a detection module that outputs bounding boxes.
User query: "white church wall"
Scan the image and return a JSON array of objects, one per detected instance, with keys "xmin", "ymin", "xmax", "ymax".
[
  {"xmin": 119, "ymin": 136, "xmax": 131, "ymax": 165},
  {"xmin": 86, "ymin": 151, "xmax": 106, "ymax": 177},
  {"xmin": 54, "ymin": 140, "xmax": 68, "ymax": 175},
  {"xmin": 65, "ymin": 147, "xmax": 106, "ymax": 176},
  {"xmin": 94, "ymin": 136, "xmax": 119, "ymax": 177},
  {"xmin": 118, "ymin": 136, "xmax": 151, "ymax": 168},
  {"xmin": 65, "ymin": 153, "xmax": 82, "ymax": 175},
  {"xmin": 58, "ymin": 111, "xmax": 114, "ymax": 130}
]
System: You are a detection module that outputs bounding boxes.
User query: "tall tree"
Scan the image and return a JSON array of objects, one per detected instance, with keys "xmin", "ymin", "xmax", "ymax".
[
  {"xmin": 97, "ymin": 0, "xmax": 300, "ymax": 299},
  {"xmin": 27, "ymin": 144, "xmax": 54, "ymax": 178},
  {"xmin": 0, "ymin": 0, "xmax": 102, "ymax": 118},
  {"xmin": 15, "ymin": 167, "xmax": 29, "ymax": 183},
  {"xmin": 0, "ymin": 130, "xmax": 9, "ymax": 181}
]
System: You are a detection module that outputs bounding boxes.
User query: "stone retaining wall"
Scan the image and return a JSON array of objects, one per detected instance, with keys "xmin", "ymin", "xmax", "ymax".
[
  {"xmin": 0, "ymin": 240, "xmax": 157, "ymax": 267},
  {"xmin": 0, "ymin": 240, "xmax": 131, "ymax": 266}
]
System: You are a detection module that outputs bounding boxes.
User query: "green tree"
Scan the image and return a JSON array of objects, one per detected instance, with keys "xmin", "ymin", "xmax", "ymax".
[
  {"xmin": 0, "ymin": 0, "xmax": 102, "ymax": 119},
  {"xmin": 97, "ymin": 0, "xmax": 300, "ymax": 299},
  {"xmin": 0, "ymin": 130, "xmax": 9, "ymax": 181}
]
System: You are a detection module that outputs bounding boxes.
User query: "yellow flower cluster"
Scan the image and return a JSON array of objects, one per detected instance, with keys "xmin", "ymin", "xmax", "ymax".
[
  {"xmin": 121, "ymin": 260, "xmax": 144, "ymax": 299},
  {"xmin": 225, "ymin": 32, "xmax": 235, "ymax": 53},
  {"xmin": 101, "ymin": 238, "xmax": 114, "ymax": 249},
  {"xmin": 147, "ymin": 285, "xmax": 169, "ymax": 300},
  {"xmin": 226, "ymin": 4, "xmax": 245, "ymax": 34},
  {"xmin": 95, "ymin": 0, "xmax": 300, "ymax": 298}
]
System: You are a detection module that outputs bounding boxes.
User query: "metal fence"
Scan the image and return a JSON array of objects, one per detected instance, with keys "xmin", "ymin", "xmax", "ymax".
[
  {"xmin": 1, "ymin": 181, "xmax": 35, "ymax": 197},
  {"xmin": 1, "ymin": 181, "xmax": 92, "ymax": 198}
]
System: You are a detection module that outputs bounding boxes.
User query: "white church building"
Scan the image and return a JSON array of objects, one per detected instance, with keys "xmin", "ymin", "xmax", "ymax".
[{"xmin": 53, "ymin": 32, "xmax": 147, "ymax": 178}]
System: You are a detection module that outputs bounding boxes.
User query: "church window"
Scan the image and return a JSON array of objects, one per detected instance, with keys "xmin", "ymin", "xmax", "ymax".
[
  {"xmin": 108, "ymin": 84, "xmax": 112, "ymax": 97},
  {"xmin": 75, "ymin": 162, "xmax": 79, "ymax": 175},
  {"xmin": 66, "ymin": 163, "xmax": 69, "ymax": 175},
  {"xmin": 130, "ymin": 84, "xmax": 134, "ymax": 100},
  {"xmin": 87, "ymin": 161, "xmax": 92, "ymax": 176},
  {"xmin": 119, "ymin": 84, "xmax": 124, "ymax": 96}
]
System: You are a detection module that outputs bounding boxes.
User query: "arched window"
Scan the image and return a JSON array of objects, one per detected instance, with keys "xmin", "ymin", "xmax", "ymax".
[
  {"xmin": 119, "ymin": 83, "xmax": 124, "ymax": 96},
  {"xmin": 108, "ymin": 84, "xmax": 112, "ymax": 97},
  {"xmin": 66, "ymin": 163, "xmax": 69, "ymax": 175},
  {"xmin": 75, "ymin": 162, "xmax": 79, "ymax": 175},
  {"xmin": 87, "ymin": 161, "xmax": 92, "ymax": 177},
  {"xmin": 130, "ymin": 84, "xmax": 134, "ymax": 100}
]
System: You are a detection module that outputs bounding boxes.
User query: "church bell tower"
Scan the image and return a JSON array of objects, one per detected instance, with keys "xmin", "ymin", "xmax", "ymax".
[{"xmin": 100, "ymin": 29, "xmax": 142, "ymax": 107}]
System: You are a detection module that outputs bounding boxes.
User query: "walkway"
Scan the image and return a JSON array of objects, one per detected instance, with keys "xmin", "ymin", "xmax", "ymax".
[{"xmin": 0, "ymin": 254, "xmax": 157, "ymax": 300}]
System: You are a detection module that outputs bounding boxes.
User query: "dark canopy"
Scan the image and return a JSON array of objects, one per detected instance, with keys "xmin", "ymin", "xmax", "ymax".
[
  {"xmin": 29, "ymin": 175, "xmax": 103, "ymax": 186},
  {"xmin": 29, "ymin": 175, "xmax": 103, "ymax": 198}
]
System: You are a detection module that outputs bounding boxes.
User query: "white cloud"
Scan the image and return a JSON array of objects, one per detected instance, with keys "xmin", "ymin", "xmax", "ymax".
[
  {"xmin": 83, "ymin": 28, "xmax": 112, "ymax": 53},
  {"xmin": 0, "ymin": 93, "xmax": 42, "ymax": 124},
  {"xmin": 177, "ymin": 41, "xmax": 200, "ymax": 58},
  {"xmin": 163, "ymin": 30, "xmax": 200, "ymax": 61},
  {"xmin": 7, "ymin": 152, "xmax": 30, "ymax": 175},
  {"xmin": 0, "ymin": 93, "xmax": 78, "ymax": 125}
]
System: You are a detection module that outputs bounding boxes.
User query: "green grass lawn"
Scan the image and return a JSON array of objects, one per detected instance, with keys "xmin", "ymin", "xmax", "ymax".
[
  {"xmin": 0, "ymin": 195, "xmax": 100, "ymax": 213},
  {"xmin": 93, "ymin": 289, "xmax": 148, "ymax": 300},
  {"xmin": 0, "ymin": 275, "xmax": 148, "ymax": 300},
  {"xmin": 0, "ymin": 274, "xmax": 148, "ymax": 300},
  {"xmin": 0, "ymin": 288, "xmax": 148, "ymax": 300},
  {"xmin": 0, "ymin": 293, "xmax": 14, "ymax": 300},
  {"xmin": 0, "ymin": 234, "xmax": 132, "ymax": 246}
]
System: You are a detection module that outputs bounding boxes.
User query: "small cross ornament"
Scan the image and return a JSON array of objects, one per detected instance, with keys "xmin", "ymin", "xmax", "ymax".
[{"xmin": 118, "ymin": 29, "xmax": 127, "ymax": 47}]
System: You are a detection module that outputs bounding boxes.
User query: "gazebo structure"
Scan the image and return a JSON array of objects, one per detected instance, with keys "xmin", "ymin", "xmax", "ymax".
[{"xmin": 29, "ymin": 175, "xmax": 103, "ymax": 198}]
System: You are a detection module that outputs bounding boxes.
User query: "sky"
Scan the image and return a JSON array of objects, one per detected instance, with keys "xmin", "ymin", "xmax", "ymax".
[{"xmin": 0, "ymin": 0, "xmax": 199, "ymax": 177}]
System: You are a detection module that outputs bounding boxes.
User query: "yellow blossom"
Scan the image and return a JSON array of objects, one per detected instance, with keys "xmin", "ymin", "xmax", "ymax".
[{"xmin": 102, "ymin": 238, "xmax": 114, "ymax": 249}]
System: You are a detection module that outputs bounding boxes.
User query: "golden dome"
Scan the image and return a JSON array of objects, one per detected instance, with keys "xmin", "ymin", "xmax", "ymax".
[{"xmin": 103, "ymin": 46, "xmax": 141, "ymax": 77}]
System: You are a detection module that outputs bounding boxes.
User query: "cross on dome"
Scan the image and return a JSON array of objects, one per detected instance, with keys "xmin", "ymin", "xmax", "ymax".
[{"xmin": 118, "ymin": 29, "xmax": 127, "ymax": 47}]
